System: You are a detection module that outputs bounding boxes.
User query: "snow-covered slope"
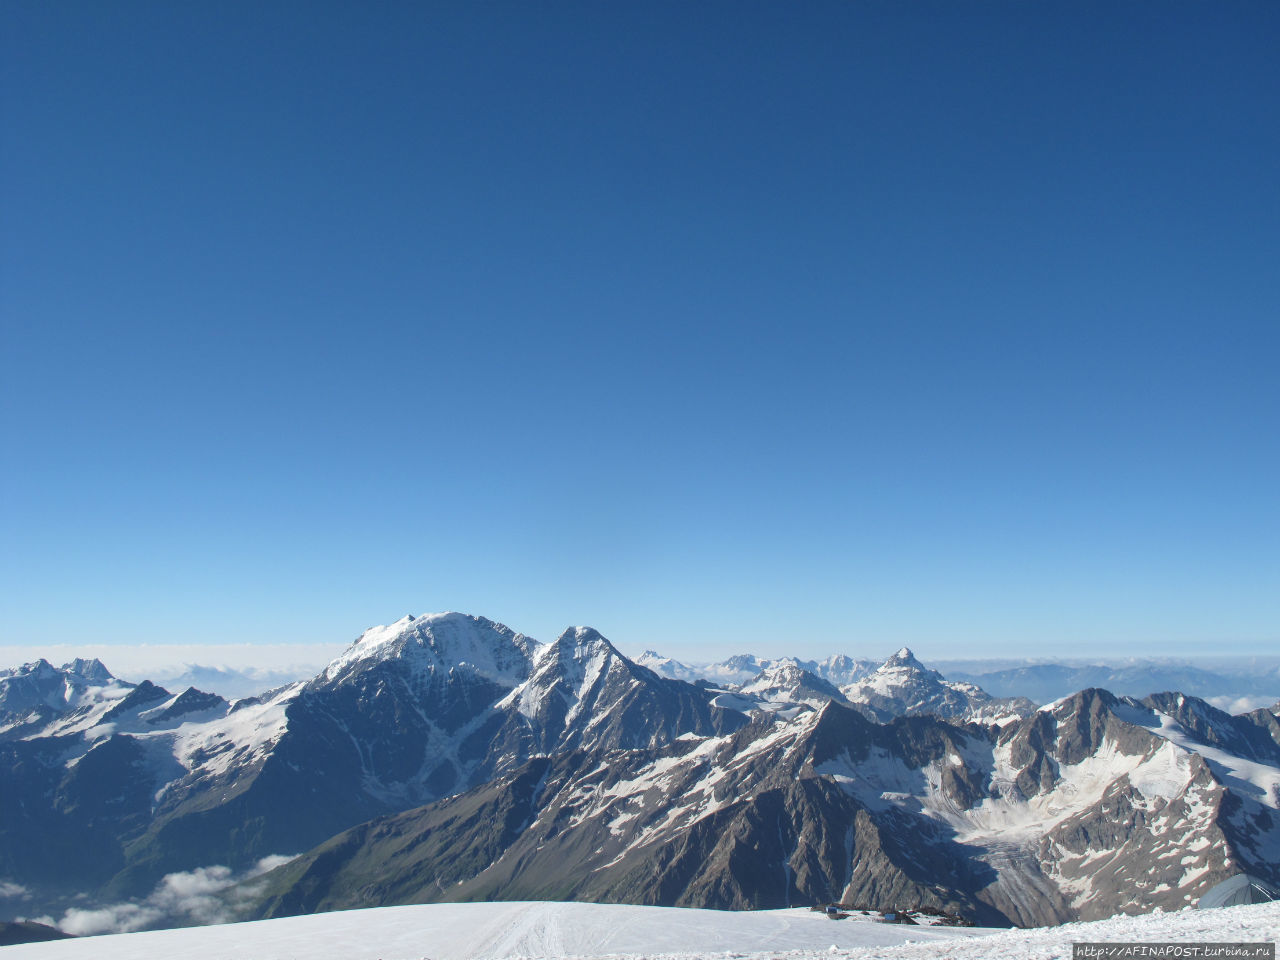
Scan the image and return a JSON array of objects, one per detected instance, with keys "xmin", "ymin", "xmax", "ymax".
[
  {"xmin": 0, "ymin": 901, "xmax": 991, "ymax": 960},
  {"xmin": 3, "ymin": 900, "xmax": 1276, "ymax": 960}
]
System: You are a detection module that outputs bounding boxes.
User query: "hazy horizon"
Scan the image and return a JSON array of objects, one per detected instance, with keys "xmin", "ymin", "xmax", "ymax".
[{"xmin": 5, "ymin": 613, "xmax": 1279, "ymax": 691}]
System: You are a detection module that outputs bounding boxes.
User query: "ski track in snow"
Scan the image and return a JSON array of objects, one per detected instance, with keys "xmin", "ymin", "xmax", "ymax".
[{"xmin": 4, "ymin": 901, "xmax": 1277, "ymax": 960}]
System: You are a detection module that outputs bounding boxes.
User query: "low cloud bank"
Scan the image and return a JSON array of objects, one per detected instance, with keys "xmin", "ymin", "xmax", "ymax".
[
  {"xmin": 55, "ymin": 855, "xmax": 295, "ymax": 937},
  {"xmin": 1207, "ymin": 693, "xmax": 1280, "ymax": 715}
]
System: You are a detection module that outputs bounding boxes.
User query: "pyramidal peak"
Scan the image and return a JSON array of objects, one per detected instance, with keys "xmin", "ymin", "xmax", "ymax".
[
  {"xmin": 560, "ymin": 625, "xmax": 609, "ymax": 646},
  {"xmin": 538, "ymin": 626, "xmax": 622, "ymax": 672}
]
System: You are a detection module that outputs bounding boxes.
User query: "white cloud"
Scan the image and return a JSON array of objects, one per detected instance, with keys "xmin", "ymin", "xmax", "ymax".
[
  {"xmin": 248, "ymin": 854, "xmax": 296, "ymax": 876},
  {"xmin": 0, "ymin": 880, "xmax": 29, "ymax": 898},
  {"xmin": 54, "ymin": 855, "xmax": 297, "ymax": 936},
  {"xmin": 1206, "ymin": 694, "xmax": 1279, "ymax": 715},
  {"xmin": 59, "ymin": 902, "xmax": 164, "ymax": 936}
]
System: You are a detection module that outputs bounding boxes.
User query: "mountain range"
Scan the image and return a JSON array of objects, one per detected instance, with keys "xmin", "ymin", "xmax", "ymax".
[
  {"xmin": 2, "ymin": 612, "xmax": 1278, "ymax": 932},
  {"xmin": 638, "ymin": 650, "xmax": 1280, "ymax": 713}
]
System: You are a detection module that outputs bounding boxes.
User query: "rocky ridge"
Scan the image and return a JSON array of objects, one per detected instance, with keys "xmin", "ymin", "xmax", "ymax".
[{"xmin": 248, "ymin": 686, "xmax": 1280, "ymax": 926}]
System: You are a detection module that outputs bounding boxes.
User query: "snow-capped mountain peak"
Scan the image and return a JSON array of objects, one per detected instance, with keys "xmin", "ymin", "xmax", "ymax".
[
  {"xmin": 515, "ymin": 626, "xmax": 636, "ymax": 713},
  {"xmin": 0, "ymin": 656, "xmax": 135, "ymax": 734},
  {"xmin": 494, "ymin": 625, "xmax": 745, "ymax": 756},
  {"xmin": 551, "ymin": 625, "xmax": 611, "ymax": 653},
  {"xmin": 840, "ymin": 648, "xmax": 1033, "ymax": 724},
  {"xmin": 738, "ymin": 660, "xmax": 847, "ymax": 710},
  {"xmin": 880, "ymin": 646, "xmax": 928, "ymax": 673},
  {"xmin": 61, "ymin": 657, "xmax": 115, "ymax": 683},
  {"xmin": 320, "ymin": 611, "xmax": 539, "ymax": 687}
]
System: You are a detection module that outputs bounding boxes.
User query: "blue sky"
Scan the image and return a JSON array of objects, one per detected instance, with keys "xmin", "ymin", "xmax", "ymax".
[{"xmin": 2, "ymin": 1, "xmax": 1277, "ymax": 662}]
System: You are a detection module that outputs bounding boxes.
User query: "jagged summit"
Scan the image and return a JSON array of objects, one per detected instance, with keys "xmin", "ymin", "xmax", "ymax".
[
  {"xmin": 533, "ymin": 626, "xmax": 621, "ymax": 667},
  {"xmin": 0, "ymin": 656, "xmax": 134, "ymax": 722},
  {"xmin": 61, "ymin": 657, "xmax": 114, "ymax": 682}
]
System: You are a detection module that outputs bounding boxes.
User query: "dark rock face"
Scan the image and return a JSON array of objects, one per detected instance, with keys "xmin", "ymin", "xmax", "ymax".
[
  {"xmin": 0, "ymin": 920, "xmax": 74, "ymax": 946},
  {"xmin": 100, "ymin": 681, "xmax": 171, "ymax": 722},
  {"xmin": 150, "ymin": 688, "xmax": 229, "ymax": 724},
  {"xmin": 246, "ymin": 704, "xmax": 1010, "ymax": 922},
  {"xmin": 1241, "ymin": 703, "xmax": 1280, "ymax": 751},
  {"xmin": 0, "ymin": 736, "xmax": 131, "ymax": 893}
]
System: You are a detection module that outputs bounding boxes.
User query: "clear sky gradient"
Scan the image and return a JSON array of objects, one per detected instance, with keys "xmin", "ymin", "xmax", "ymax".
[{"xmin": 3, "ymin": 2, "xmax": 1277, "ymax": 662}]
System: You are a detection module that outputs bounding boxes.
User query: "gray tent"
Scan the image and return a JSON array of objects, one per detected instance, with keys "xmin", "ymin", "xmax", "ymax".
[{"xmin": 1197, "ymin": 874, "xmax": 1280, "ymax": 909}]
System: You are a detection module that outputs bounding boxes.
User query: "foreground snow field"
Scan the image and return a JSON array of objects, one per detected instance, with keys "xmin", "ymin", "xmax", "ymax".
[
  {"xmin": 3, "ymin": 900, "xmax": 1276, "ymax": 960},
  {"xmin": 0, "ymin": 903, "xmax": 983, "ymax": 960}
]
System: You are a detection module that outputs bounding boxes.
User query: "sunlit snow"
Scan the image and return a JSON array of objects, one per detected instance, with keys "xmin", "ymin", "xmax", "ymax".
[{"xmin": 4, "ymin": 900, "xmax": 1276, "ymax": 960}]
